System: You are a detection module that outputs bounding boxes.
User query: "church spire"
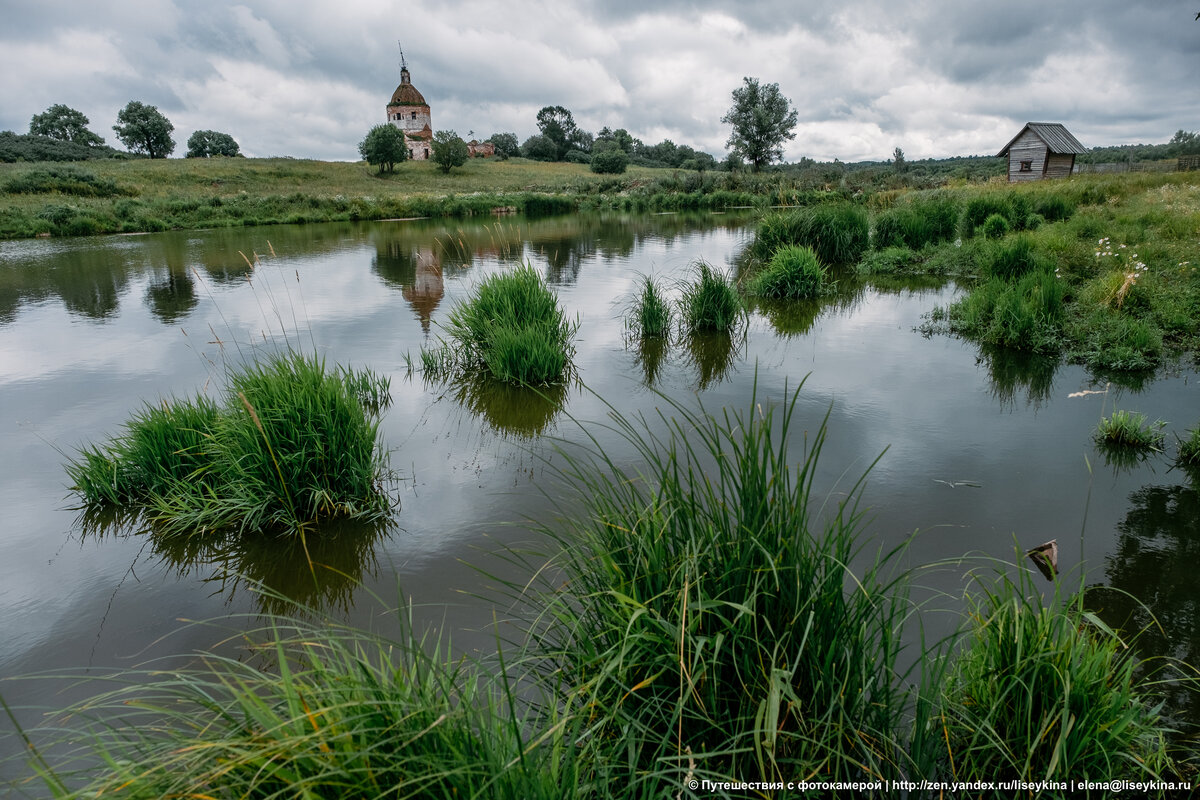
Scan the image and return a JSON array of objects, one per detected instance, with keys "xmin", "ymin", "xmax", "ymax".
[{"xmin": 398, "ymin": 41, "xmax": 410, "ymax": 84}]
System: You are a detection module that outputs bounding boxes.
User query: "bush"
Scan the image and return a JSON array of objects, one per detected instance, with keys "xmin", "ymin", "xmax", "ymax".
[
  {"xmin": 66, "ymin": 352, "xmax": 392, "ymax": 534},
  {"xmin": 589, "ymin": 148, "xmax": 628, "ymax": 175},
  {"xmin": 3, "ymin": 166, "xmax": 130, "ymax": 198},
  {"xmin": 982, "ymin": 212, "xmax": 1010, "ymax": 239},
  {"xmin": 426, "ymin": 264, "xmax": 577, "ymax": 385},
  {"xmin": 679, "ymin": 261, "xmax": 742, "ymax": 333},
  {"xmin": 748, "ymin": 244, "xmax": 826, "ymax": 298}
]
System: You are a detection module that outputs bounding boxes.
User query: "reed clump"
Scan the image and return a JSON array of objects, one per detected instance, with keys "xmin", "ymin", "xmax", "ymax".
[
  {"xmin": 937, "ymin": 574, "xmax": 1174, "ymax": 785},
  {"xmin": 625, "ymin": 275, "xmax": 672, "ymax": 339},
  {"xmin": 1093, "ymin": 409, "xmax": 1166, "ymax": 451},
  {"xmin": 422, "ymin": 264, "xmax": 577, "ymax": 386},
  {"xmin": 747, "ymin": 244, "xmax": 828, "ymax": 299},
  {"xmin": 679, "ymin": 260, "xmax": 742, "ymax": 334},
  {"xmin": 944, "ymin": 267, "xmax": 1064, "ymax": 353},
  {"xmin": 1177, "ymin": 426, "xmax": 1200, "ymax": 468},
  {"xmin": 754, "ymin": 203, "xmax": 869, "ymax": 264},
  {"xmin": 538, "ymin": 384, "xmax": 910, "ymax": 789},
  {"xmin": 66, "ymin": 351, "xmax": 393, "ymax": 534}
]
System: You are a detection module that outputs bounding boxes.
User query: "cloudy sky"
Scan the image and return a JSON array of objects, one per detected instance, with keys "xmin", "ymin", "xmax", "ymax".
[{"xmin": 2, "ymin": 1, "xmax": 1196, "ymax": 162}]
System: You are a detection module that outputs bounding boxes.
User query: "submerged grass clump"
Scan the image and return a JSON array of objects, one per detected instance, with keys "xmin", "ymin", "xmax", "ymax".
[
  {"xmin": 1094, "ymin": 409, "xmax": 1166, "ymax": 451},
  {"xmin": 937, "ymin": 574, "xmax": 1174, "ymax": 785},
  {"xmin": 539, "ymin": 384, "xmax": 910, "ymax": 788},
  {"xmin": 66, "ymin": 351, "xmax": 392, "ymax": 534},
  {"xmin": 422, "ymin": 264, "xmax": 577, "ymax": 385},
  {"xmin": 679, "ymin": 260, "xmax": 742, "ymax": 334},
  {"xmin": 625, "ymin": 275, "xmax": 672, "ymax": 339},
  {"xmin": 747, "ymin": 243, "xmax": 827, "ymax": 299}
]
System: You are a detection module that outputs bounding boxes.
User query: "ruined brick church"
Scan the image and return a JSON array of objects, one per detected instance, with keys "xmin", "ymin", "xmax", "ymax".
[{"xmin": 386, "ymin": 52, "xmax": 493, "ymax": 160}]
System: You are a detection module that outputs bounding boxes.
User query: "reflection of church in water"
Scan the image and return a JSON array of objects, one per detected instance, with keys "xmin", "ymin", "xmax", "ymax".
[{"xmin": 371, "ymin": 238, "xmax": 444, "ymax": 333}]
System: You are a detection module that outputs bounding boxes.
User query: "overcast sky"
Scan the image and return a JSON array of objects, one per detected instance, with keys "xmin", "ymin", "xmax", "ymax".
[{"xmin": 2, "ymin": 1, "xmax": 1196, "ymax": 162}]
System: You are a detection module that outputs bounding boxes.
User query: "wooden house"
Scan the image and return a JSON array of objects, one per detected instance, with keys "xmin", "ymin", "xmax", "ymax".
[{"xmin": 996, "ymin": 122, "xmax": 1086, "ymax": 182}]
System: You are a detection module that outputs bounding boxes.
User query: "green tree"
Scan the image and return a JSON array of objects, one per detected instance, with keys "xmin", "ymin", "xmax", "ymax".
[
  {"xmin": 721, "ymin": 77, "xmax": 798, "ymax": 172},
  {"xmin": 112, "ymin": 101, "xmax": 175, "ymax": 158},
  {"xmin": 358, "ymin": 124, "xmax": 408, "ymax": 172},
  {"xmin": 29, "ymin": 104, "xmax": 104, "ymax": 146},
  {"xmin": 431, "ymin": 130, "xmax": 469, "ymax": 173},
  {"xmin": 892, "ymin": 146, "xmax": 907, "ymax": 173},
  {"xmin": 520, "ymin": 134, "xmax": 557, "ymax": 161},
  {"xmin": 535, "ymin": 105, "xmax": 579, "ymax": 161},
  {"xmin": 1169, "ymin": 129, "xmax": 1199, "ymax": 156},
  {"xmin": 186, "ymin": 130, "xmax": 241, "ymax": 158},
  {"xmin": 487, "ymin": 132, "xmax": 520, "ymax": 159}
]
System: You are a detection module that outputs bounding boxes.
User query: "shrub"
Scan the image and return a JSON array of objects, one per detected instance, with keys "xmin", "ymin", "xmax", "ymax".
[
  {"xmin": 589, "ymin": 148, "xmax": 628, "ymax": 174},
  {"xmin": 429, "ymin": 264, "xmax": 577, "ymax": 385},
  {"xmin": 3, "ymin": 166, "xmax": 129, "ymax": 198},
  {"xmin": 66, "ymin": 352, "xmax": 393, "ymax": 534},
  {"xmin": 625, "ymin": 275, "xmax": 671, "ymax": 338},
  {"xmin": 982, "ymin": 212, "xmax": 1010, "ymax": 240},
  {"xmin": 1094, "ymin": 409, "xmax": 1166, "ymax": 450},
  {"xmin": 679, "ymin": 261, "xmax": 742, "ymax": 333},
  {"xmin": 748, "ymin": 244, "xmax": 826, "ymax": 298},
  {"xmin": 939, "ymin": 575, "xmax": 1173, "ymax": 785}
]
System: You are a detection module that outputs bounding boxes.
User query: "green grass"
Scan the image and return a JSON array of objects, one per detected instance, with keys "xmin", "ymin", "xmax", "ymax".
[
  {"xmin": 1178, "ymin": 426, "xmax": 1200, "ymax": 468},
  {"xmin": 1094, "ymin": 409, "xmax": 1166, "ymax": 451},
  {"xmin": 944, "ymin": 267, "xmax": 1065, "ymax": 353},
  {"xmin": 747, "ymin": 244, "xmax": 827, "ymax": 299},
  {"xmin": 678, "ymin": 260, "xmax": 742, "ymax": 334},
  {"xmin": 936, "ymin": 573, "xmax": 1174, "ymax": 786},
  {"xmin": 753, "ymin": 202, "xmax": 870, "ymax": 264},
  {"xmin": 625, "ymin": 275, "xmax": 672, "ymax": 339},
  {"xmin": 422, "ymin": 264, "xmax": 577, "ymax": 385},
  {"xmin": 65, "ymin": 350, "xmax": 393, "ymax": 534}
]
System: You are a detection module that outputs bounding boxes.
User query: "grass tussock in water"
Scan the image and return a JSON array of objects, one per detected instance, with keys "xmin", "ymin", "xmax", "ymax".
[
  {"xmin": 625, "ymin": 275, "xmax": 672, "ymax": 339},
  {"xmin": 66, "ymin": 350, "xmax": 393, "ymax": 534},
  {"xmin": 936, "ymin": 573, "xmax": 1175, "ymax": 786},
  {"xmin": 1093, "ymin": 409, "xmax": 1166, "ymax": 451},
  {"xmin": 679, "ymin": 260, "xmax": 742, "ymax": 334},
  {"xmin": 421, "ymin": 264, "xmax": 577, "ymax": 386},
  {"xmin": 943, "ymin": 267, "xmax": 1065, "ymax": 353},
  {"xmin": 754, "ymin": 203, "xmax": 870, "ymax": 265},
  {"xmin": 747, "ymin": 243, "xmax": 828, "ymax": 299},
  {"xmin": 1177, "ymin": 426, "xmax": 1200, "ymax": 468},
  {"xmin": 538, "ymin": 383, "xmax": 912, "ymax": 788}
]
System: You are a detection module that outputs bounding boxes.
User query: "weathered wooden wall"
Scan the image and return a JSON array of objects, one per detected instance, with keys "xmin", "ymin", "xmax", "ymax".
[{"xmin": 1006, "ymin": 129, "xmax": 1048, "ymax": 182}]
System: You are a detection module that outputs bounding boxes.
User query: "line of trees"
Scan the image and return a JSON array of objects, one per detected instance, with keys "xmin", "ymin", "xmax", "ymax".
[{"xmin": 14, "ymin": 102, "xmax": 241, "ymax": 161}]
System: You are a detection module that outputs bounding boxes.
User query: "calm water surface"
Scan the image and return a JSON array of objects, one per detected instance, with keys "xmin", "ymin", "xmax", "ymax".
[{"xmin": 1, "ymin": 213, "xmax": 1198, "ymax": 778}]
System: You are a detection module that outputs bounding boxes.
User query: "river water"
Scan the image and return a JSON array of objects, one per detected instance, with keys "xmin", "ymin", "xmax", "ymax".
[{"xmin": 1, "ymin": 213, "xmax": 1198, "ymax": 781}]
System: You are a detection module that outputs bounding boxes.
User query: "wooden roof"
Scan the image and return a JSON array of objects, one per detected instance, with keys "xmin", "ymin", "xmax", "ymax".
[{"xmin": 996, "ymin": 123, "xmax": 1086, "ymax": 157}]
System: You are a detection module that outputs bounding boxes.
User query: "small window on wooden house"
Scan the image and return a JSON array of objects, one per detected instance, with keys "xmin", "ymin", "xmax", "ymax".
[{"xmin": 1019, "ymin": 160, "xmax": 1033, "ymax": 172}]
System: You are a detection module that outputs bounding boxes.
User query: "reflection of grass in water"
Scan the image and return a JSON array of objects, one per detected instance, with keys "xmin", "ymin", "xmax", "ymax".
[
  {"xmin": 753, "ymin": 296, "xmax": 821, "ymax": 338},
  {"xmin": 634, "ymin": 336, "xmax": 668, "ymax": 386},
  {"xmin": 451, "ymin": 374, "xmax": 568, "ymax": 439},
  {"xmin": 684, "ymin": 331, "xmax": 741, "ymax": 390},
  {"xmin": 78, "ymin": 508, "xmax": 391, "ymax": 615},
  {"xmin": 978, "ymin": 345, "xmax": 1058, "ymax": 407}
]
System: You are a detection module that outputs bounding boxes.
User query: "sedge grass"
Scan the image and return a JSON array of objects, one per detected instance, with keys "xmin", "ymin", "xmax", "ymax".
[
  {"xmin": 746, "ymin": 244, "xmax": 827, "ymax": 299},
  {"xmin": 1094, "ymin": 409, "xmax": 1166, "ymax": 451},
  {"xmin": 754, "ymin": 203, "xmax": 869, "ymax": 265},
  {"xmin": 945, "ymin": 267, "xmax": 1065, "ymax": 353},
  {"xmin": 937, "ymin": 572, "xmax": 1176, "ymax": 787},
  {"xmin": 66, "ymin": 350, "xmax": 393, "ymax": 535},
  {"xmin": 534, "ymin": 380, "xmax": 913, "ymax": 788},
  {"xmin": 678, "ymin": 260, "xmax": 742, "ymax": 334},
  {"xmin": 625, "ymin": 275, "xmax": 672, "ymax": 339},
  {"xmin": 1177, "ymin": 426, "xmax": 1200, "ymax": 468},
  {"xmin": 423, "ymin": 264, "xmax": 577, "ymax": 386}
]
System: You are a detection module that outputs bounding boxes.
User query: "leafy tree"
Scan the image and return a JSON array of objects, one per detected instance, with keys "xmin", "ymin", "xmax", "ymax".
[
  {"xmin": 1169, "ymin": 129, "xmax": 1200, "ymax": 156},
  {"xmin": 112, "ymin": 101, "xmax": 175, "ymax": 158},
  {"xmin": 29, "ymin": 104, "xmax": 104, "ymax": 146},
  {"xmin": 431, "ymin": 129, "xmax": 469, "ymax": 174},
  {"xmin": 186, "ymin": 130, "xmax": 241, "ymax": 158},
  {"xmin": 892, "ymin": 147, "xmax": 907, "ymax": 173},
  {"xmin": 535, "ymin": 105, "xmax": 580, "ymax": 161},
  {"xmin": 487, "ymin": 132, "xmax": 520, "ymax": 159},
  {"xmin": 358, "ymin": 124, "xmax": 408, "ymax": 172},
  {"xmin": 590, "ymin": 148, "xmax": 628, "ymax": 174},
  {"xmin": 520, "ymin": 134, "xmax": 557, "ymax": 161},
  {"xmin": 721, "ymin": 77, "xmax": 798, "ymax": 172}
]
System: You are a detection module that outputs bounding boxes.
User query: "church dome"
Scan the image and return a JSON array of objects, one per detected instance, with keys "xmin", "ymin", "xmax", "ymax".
[{"xmin": 389, "ymin": 68, "xmax": 427, "ymax": 106}]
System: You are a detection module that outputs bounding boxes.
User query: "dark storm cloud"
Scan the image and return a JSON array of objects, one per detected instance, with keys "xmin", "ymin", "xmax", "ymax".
[{"xmin": 1, "ymin": 1, "xmax": 1196, "ymax": 162}]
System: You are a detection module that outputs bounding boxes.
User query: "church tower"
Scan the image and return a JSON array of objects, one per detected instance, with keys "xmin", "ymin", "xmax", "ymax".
[{"xmin": 386, "ymin": 47, "xmax": 432, "ymax": 160}]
